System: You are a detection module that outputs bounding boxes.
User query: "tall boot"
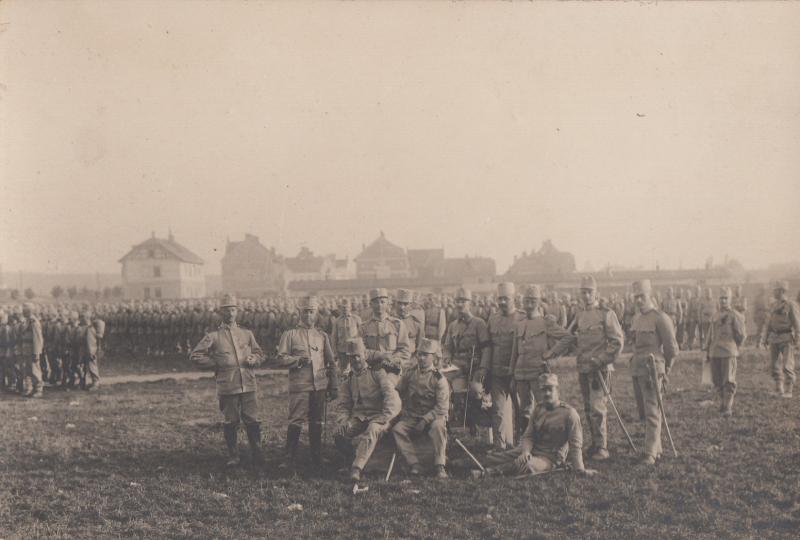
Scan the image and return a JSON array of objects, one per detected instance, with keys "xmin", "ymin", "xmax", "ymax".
[
  {"xmin": 309, "ymin": 421, "xmax": 323, "ymax": 469},
  {"xmin": 223, "ymin": 424, "xmax": 240, "ymax": 467},
  {"xmin": 718, "ymin": 388, "xmax": 725, "ymax": 413},
  {"xmin": 245, "ymin": 423, "xmax": 265, "ymax": 466},
  {"xmin": 722, "ymin": 388, "xmax": 734, "ymax": 416},
  {"xmin": 286, "ymin": 424, "xmax": 302, "ymax": 467}
]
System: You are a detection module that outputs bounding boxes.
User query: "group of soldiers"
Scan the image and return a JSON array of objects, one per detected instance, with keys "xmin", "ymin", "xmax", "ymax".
[
  {"xmin": 186, "ymin": 277, "xmax": 800, "ymax": 481},
  {"xmin": 0, "ymin": 303, "xmax": 104, "ymax": 397}
]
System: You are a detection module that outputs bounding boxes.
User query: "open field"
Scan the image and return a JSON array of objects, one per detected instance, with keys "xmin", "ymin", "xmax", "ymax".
[{"xmin": 1, "ymin": 351, "xmax": 799, "ymax": 539}]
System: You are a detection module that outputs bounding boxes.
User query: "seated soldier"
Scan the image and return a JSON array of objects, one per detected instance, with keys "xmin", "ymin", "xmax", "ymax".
[
  {"xmin": 473, "ymin": 373, "xmax": 597, "ymax": 478},
  {"xmin": 334, "ymin": 337, "xmax": 402, "ymax": 482},
  {"xmin": 392, "ymin": 338, "xmax": 450, "ymax": 479}
]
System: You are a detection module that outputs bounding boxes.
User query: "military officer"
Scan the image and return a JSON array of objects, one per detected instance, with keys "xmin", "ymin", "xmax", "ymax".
[
  {"xmin": 509, "ymin": 285, "xmax": 570, "ymax": 436},
  {"xmin": 330, "ymin": 298, "xmax": 362, "ymax": 374},
  {"xmin": 392, "ymin": 338, "xmax": 450, "ymax": 478},
  {"xmin": 476, "ymin": 282, "xmax": 524, "ymax": 449},
  {"xmin": 190, "ymin": 294, "xmax": 265, "ymax": 467},
  {"xmin": 629, "ymin": 280, "xmax": 679, "ymax": 465},
  {"xmin": 476, "ymin": 373, "xmax": 597, "ymax": 478},
  {"xmin": 276, "ymin": 295, "xmax": 338, "ymax": 469},
  {"xmin": 704, "ymin": 288, "xmax": 746, "ymax": 415},
  {"xmin": 759, "ymin": 281, "xmax": 800, "ymax": 398},
  {"xmin": 335, "ymin": 337, "xmax": 401, "ymax": 482},
  {"xmin": 359, "ymin": 288, "xmax": 410, "ymax": 384},
  {"xmin": 17, "ymin": 303, "xmax": 44, "ymax": 398},
  {"xmin": 549, "ymin": 275, "xmax": 624, "ymax": 461},
  {"xmin": 395, "ymin": 288, "xmax": 424, "ymax": 371}
]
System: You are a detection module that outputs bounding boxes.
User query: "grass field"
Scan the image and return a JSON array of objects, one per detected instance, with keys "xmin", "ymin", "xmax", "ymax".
[{"xmin": 1, "ymin": 350, "xmax": 798, "ymax": 539}]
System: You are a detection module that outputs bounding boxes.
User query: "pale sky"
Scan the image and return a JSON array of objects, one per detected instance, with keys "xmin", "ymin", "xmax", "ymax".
[{"xmin": 2, "ymin": 1, "xmax": 799, "ymax": 275}]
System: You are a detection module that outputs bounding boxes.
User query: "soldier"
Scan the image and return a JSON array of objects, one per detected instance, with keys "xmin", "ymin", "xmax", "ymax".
[
  {"xmin": 629, "ymin": 280, "xmax": 679, "ymax": 465},
  {"xmin": 549, "ymin": 275, "xmax": 624, "ymax": 461},
  {"xmin": 423, "ymin": 294, "xmax": 447, "ymax": 343},
  {"xmin": 544, "ymin": 291, "xmax": 567, "ymax": 328},
  {"xmin": 330, "ymin": 298, "xmax": 362, "ymax": 373},
  {"xmin": 685, "ymin": 288, "xmax": 700, "ymax": 350},
  {"xmin": 335, "ymin": 337, "xmax": 401, "ymax": 482},
  {"xmin": 753, "ymin": 285, "xmax": 770, "ymax": 347},
  {"xmin": 190, "ymin": 294, "xmax": 265, "ymax": 467},
  {"xmin": 0, "ymin": 310, "xmax": 15, "ymax": 392},
  {"xmin": 675, "ymin": 289, "xmax": 688, "ymax": 350},
  {"xmin": 275, "ymin": 296, "xmax": 338, "ymax": 469},
  {"xmin": 392, "ymin": 338, "xmax": 450, "ymax": 478},
  {"xmin": 395, "ymin": 289, "xmax": 424, "ymax": 371},
  {"xmin": 476, "ymin": 282, "xmax": 523, "ymax": 450},
  {"xmin": 759, "ymin": 281, "xmax": 800, "ymax": 398},
  {"xmin": 509, "ymin": 285, "xmax": 570, "ymax": 436},
  {"xmin": 661, "ymin": 287, "xmax": 683, "ymax": 333},
  {"xmin": 359, "ymin": 288, "xmax": 410, "ymax": 385},
  {"xmin": 704, "ymin": 288, "xmax": 746, "ymax": 415},
  {"xmin": 76, "ymin": 310, "xmax": 101, "ymax": 390},
  {"xmin": 475, "ymin": 373, "xmax": 597, "ymax": 478},
  {"xmin": 732, "ymin": 285, "xmax": 748, "ymax": 319},
  {"xmin": 442, "ymin": 287, "xmax": 490, "ymax": 432},
  {"xmin": 699, "ymin": 287, "xmax": 717, "ymax": 347},
  {"xmin": 15, "ymin": 303, "xmax": 44, "ymax": 398}
]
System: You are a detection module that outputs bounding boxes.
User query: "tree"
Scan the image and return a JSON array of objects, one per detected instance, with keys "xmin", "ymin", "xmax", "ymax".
[
  {"xmin": 24, "ymin": 288, "xmax": 35, "ymax": 300},
  {"xmin": 51, "ymin": 285, "xmax": 64, "ymax": 299},
  {"xmin": 67, "ymin": 286, "xmax": 78, "ymax": 299}
]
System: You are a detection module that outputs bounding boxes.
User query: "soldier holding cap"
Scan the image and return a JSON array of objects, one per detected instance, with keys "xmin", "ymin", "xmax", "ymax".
[
  {"xmin": 395, "ymin": 289, "xmax": 424, "ymax": 370},
  {"xmin": 276, "ymin": 295, "xmax": 338, "ymax": 469},
  {"xmin": 704, "ymin": 288, "xmax": 746, "ymax": 415},
  {"xmin": 190, "ymin": 294, "xmax": 266, "ymax": 467},
  {"xmin": 509, "ymin": 285, "xmax": 570, "ymax": 436},
  {"xmin": 335, "ymin": 337, "xmax": 401, "ymax": 482},
  {"xmin": 330, "ymin": 298, "xmax": 362, "ymax": 374},
  {"xmin": 392, "ymin": 338, "xmax": 450, "ymax": 478},
  {"xmin": 549, "ymin": 275, "xmax": 624, "ymax": 461},
  {"xmin": 476, "ymin": 282, "xmax": 524, "ymax": 449},
  {"xmin": 359, "ymin": 288, "xmax": 410, "ymax": 384},
  {"xmin": 759, "ymin": 281, "xmax": 800, "ymax": 398},
  {"xmin": 629, "ymin": 280, "xmax": 679, "ymax": 465},
  {"xmin": 476, "ymin": 373, "xmax": 596, "ymax": 477}
]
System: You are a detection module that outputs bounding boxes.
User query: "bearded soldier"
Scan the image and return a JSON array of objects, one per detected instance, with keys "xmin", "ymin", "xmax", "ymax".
[
  {"xmin": 549, "ymin": 275, "xmax": 624, "ymax": 461},
  {"xmin": 392, "ymin": 338, "xmax": 450, "ymax": 478},
  {"xmin": 704, "ymin": 288, "xmax": 746, "ymax": 415},
  {"xmin": 630, "ymin": 280, "xmax": 679, "ymax": 465},
  {"xmin": 190, "ymin": 294, "xmax": 266, "ymax": 467},
  {"xmin": 759, "ymin": 281, "xmax": 800, "ymax": 398}
]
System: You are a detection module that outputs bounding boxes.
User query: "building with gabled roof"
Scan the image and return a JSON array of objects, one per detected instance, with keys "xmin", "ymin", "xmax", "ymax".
[
  {"xmin": 355, "ymin": 231, "xmax": 411, "ymax": 279},
  {"xmin": 221, "ymin": 234, "xmax": 284, "ymax": 296},
  {"xmin": 119, "ymin": 231, "xmax": 205, "ymax": 300}
]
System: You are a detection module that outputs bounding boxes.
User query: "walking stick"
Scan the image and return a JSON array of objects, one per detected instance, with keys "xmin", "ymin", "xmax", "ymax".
[
  {"xmin": 597, "ymin": 372, "xmax": 637, "ymax": 453},
  {"xmin": 648, "ymin": 354, "xmax": 678, "ymax": 457},
  {"xmin": 385, "ymin": 452, "xmax": 396, "ymax": 482},
  {"xmin": 455, "ymin": 438, "xmax": 485, "ymax": 472}
]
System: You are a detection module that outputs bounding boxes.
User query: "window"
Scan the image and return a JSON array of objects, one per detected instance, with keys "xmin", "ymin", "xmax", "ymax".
[
  {"xmin": 155, "ymin": 287, "xmax": 162, "ymax": 298},
  {"xmin": 154, "ymin": 266, "xmax": 161, "ymax": 278}
]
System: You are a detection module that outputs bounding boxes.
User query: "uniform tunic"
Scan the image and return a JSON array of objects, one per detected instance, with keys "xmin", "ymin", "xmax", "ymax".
[
  {"xmin": 761, "ymin": 299, "xmax": 800, "ymax": 385},
  {"xmin": 359, "ymin": 314, "xmax": 410, "ymax": 377},
  {"xmin": 705, "ymin": 307, "xmax": 745, "ymax": 394},
  {"xmin": 483, "ymin": 310, "xmax": 525, "ymax": 447},
  {"xmin": 392, "ymin": 366, "xmax": 450, "ymax": 466}
]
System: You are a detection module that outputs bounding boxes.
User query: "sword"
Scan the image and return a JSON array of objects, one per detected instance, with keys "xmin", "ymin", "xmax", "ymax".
[
  {"xmin": 597, "ymin": 371, "xmax": 637, "ymax": 453},
  {"xmin": 648, "ymin": 354, "xmax": 678, "ymax": 457}
]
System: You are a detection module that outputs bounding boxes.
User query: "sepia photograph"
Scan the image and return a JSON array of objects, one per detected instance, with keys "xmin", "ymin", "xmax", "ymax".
[{"xmin": 1, "ymin": 1, "xmax": 799, "ymax": 538}]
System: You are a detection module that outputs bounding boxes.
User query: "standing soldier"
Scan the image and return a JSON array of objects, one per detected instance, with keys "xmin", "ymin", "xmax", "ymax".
[
  {"xmin": 629, "ymin": 280, "xmax": 679, "ymax": 465},
  {"xmin": 476, "ymin": 282, "xmax": 523, "ymax": 450},
  {"xmin": 395, "ymin": 289, "xmax": 424, "ymax": 372},
  {"xmin": 548, "ymin": 275, "xmax": 624, "ymax": 461},
  {"xmin": 509, "ymin": 285, "xmax": 570, "ymax": 437},
  {"xmin": 699, "ymin": 287, "xmax": 717, "ymax": 347},
  {"xmin": 16, "ymin": 303, "xmax": 45, "ymax": 398},
  {"xmin": 335, "ymin": 337, "xmax": 401, "ymax": 482},
  {"xmin": 77, "ymin": 310, "xmax": 101, "ymax": 390},
  {"xmin": 392, "ymin": 338, "xmax": 450, "ymax": 478},
  {"xmin": 675, "ymin": 289, "xmax": 688, "ymax": 350},
  {"xmin": 190, "ymin": 294, "xmax": 266, "ymax": 467},
  {"xmin": 359, "ymin": 288, "xmax": 410, "ymax": 385},
  {"xmin": 423, "ymin": 294, "xmax": 447, "ymax": 343},
  {"xmin": 705, "ymin": 288, "xmax": 746, "ymax": 415},
  {"xmin": 661, "ymin": 287, "xmax": 683, "ymax": 335},
  {"xmin": 275, "ymin": 296, "xmax": 338, "ymax": 470},
  {"xmin": 753, "ymin": 285, "xmax": 770, "ymax": 347},
  {"xmin": 442, "ymin": 287, "xmax": 490, "ymax": 432},
  {"xmin": 544, "ymin": 291, "xmax": 567, "ymax": 328},
  {"xmin": 732, "ymin": 285, "xmax": 748, "ymax": 318},
  {"xmin": 685, "ymin": 288, "xmax": 700, "ymax": 350},
  {"xmin": 0, "ymin": 311, "xmax": 15, "ymax": 392},
  {"xmin": 330, "ymin": 298, "xmax": 362, "ymax": 374},
  {"xmin": 759, "ymin": 281, "xmax": 800, "ymax": 398}
]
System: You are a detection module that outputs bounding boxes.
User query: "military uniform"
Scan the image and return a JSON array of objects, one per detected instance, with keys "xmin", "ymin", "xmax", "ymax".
[
  {"xmin": 699, "ymin": 292, "xmax": 717, "ymax": 347},
  {"xmin": 16, "ymin": 305, "xmax": 44, "ymax": 397},
  {"xmin": 423, "ymin": 298, "xmax": 447, "ymax": 342},
  {"xmin": 0, "ymin": 312, "xmax": 15, "ymax": 392},
  {"xmin": 330, "ymin": 308, "xmax": 362, "ymax": 372},
  {"xmin": 359, "ymin": 288, "xmax": 410, "ymax": 384},
  {"xmin": 760, "ymin": 282, "xmax": 800, "ymax": 396},
  {"xmin": 705, "ymin": 289, "xmax": 746, "ymax": 414}
]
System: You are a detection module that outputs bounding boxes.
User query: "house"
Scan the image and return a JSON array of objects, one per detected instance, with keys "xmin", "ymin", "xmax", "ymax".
[
  {"xmin": 221, "ymin": 234, "xmax": 284, "ymax": 296},
  {"xmin": 284, "ymin": 247, "xmax": 336, "ymax": 282},
  {"xmin": 505, "ymin": 240, "xmax": 576, "ymax": 280},
  {"xmin": 119, "ymin": 231, "xmax": 205, "ymax": 300},
  {"xmin": 355, "ymin": 232, "xmax": 410, "ymax": 279}
]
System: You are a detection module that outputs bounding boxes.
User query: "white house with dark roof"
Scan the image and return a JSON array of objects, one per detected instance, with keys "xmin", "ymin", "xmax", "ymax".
[{"xmin": 119, "ymin": 231, "xmax": 206, "ymax": 300}]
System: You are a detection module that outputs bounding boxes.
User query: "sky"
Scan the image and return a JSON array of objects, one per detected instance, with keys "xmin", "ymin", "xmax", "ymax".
[{"xmin": 2, "ymin": 1, "xmax": 799, "ymax": 276}]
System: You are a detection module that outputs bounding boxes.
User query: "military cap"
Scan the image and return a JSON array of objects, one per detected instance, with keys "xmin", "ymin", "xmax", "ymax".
[
  {"xmin": 396, "ymin": 289, "xmax": 414, "ymax": 303},
  {"xmin": 524, "ymin": 285, "xmax": 542, "ymax": 299},
  {"xmin": 719, "ymin": 287, "xmax": 732, "ymax": 299},
  {"xmin": 773, "ymin": 280, "xmax": 789, "ymax": 291},
  {"xmin": 369, "ymin": 288, "xmax": 389, "ymax": 301},
  {"xmin": 22, "ymin": 302, "xmax": 34, "ymax": 312},
  {"xmin": 631, "ymin": 280, "xmax": 652, "ymax": 296},
  {"xmin": 345, "ymin": 337, "xmax": 366, "ymax": 357},
  {"xmin": 70, "ymin": 311, "xmax": 79, "ymax": 320},
  {"xmin": 417, "ymin": 338, "xmax": 441, "ymax": 356},
  {"xmin": 455, "ymin": 287, "xmax": 472, "ymax": 301},
  {"xmin": 497, "ymin": 282, "xmax": 516, "ymax": 298},
  {"xmin": 219, "ymin": 294, "xmax": 238, "ymax": 308},
  {"xmin": 538, "ymin": 372, "xmax": 559, "ymax": 388},
  {"xmin": 298, "ymin": 296, "xmax": 319, "ymax": 310},
  {"xmin": 580, "ymin": 275, "xmax": 597, "ymax": 291}
]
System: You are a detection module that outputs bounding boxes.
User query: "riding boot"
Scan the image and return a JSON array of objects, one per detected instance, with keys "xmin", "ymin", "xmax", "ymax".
[
  {"xmin": 286, "ymin": 424, "xmax": 302, "ymax": 467},
  {"xmin": 246, "ymin": 423, "xmax": 265, "ymax": 466},
  {"xmin": 223, "ymin": 424, "xmax": 240, "ymax": 467},
  {"xmin": 309, "ymin": 421, "xmax": 323, "ymax": 468}
]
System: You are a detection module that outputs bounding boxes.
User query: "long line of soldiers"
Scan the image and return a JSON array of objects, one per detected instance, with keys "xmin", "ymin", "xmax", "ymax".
[{"xmin": 187, "ymin": 278, "xmax": 799, "ymax": 480}]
